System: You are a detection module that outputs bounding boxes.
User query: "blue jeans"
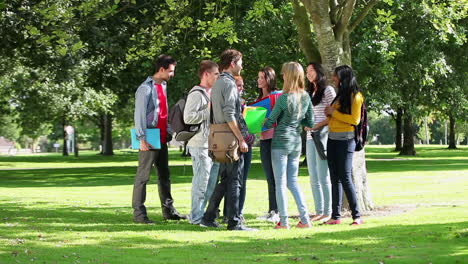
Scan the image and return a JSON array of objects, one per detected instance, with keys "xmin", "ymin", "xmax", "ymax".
[
  {"xmin": 203, "ymin": 154, "xmax": 244, "ymax": 228},
  {"xmin": 187, "ymin": 146, "xmax": 217, "ymax": 224},
  {"xmin": 260, "ymin": 139, "xmax": 277, "ymax": 213},
  {"xmin": 271, "ymin": 148, "xmax": 310, "ymax": 226},
  {"xmin": 327, "ymin": 139, "xmax": 361, "ymax": 220},
  {"xmin": 306, "ymin": 138, "xmax": 331, "ymax": 216}
]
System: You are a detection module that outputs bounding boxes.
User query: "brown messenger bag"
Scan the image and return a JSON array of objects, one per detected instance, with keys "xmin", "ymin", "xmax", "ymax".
[{"xmin": 208, "ymin": 104, "xmax": 240, "ymax": 163}]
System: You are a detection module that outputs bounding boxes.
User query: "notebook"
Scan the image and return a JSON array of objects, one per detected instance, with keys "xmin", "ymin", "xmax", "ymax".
[{"xmin": 130, "ymin": 128, "xmax": 161, "ymax": 150}]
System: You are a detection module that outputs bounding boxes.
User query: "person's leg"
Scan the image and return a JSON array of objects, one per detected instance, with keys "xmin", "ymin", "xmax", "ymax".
[
  {"xmin": 260, "ymin": 139, "xmax": 277, "ymax": 213},
  {"xmin": 203, "ymin": 161, "xmax": 219, "ymax": 210},
  {"xmin": 327, "ymin": 139, "xmax": 343, "ymax": 220},
  {"xmin": 154, "ymin": 143, "xmax": 178, "ymax": 218},
  {"xmin": 202, "ymin": 164, "xmax": 228, "ymax": 223},
  {"xmin": 317, "ymin": 130, "xmax": 332, "ymax": 218},
  {"xmin": 239, "ymin": 145, "xmax": 252, "ymax": 215},
  {"xmin": 226, "ymin": 154, "xmax": 244, "ymax": 229},
  {"xmin": 271, "ymin": 148, "xmax": 289, "ymax": 227},
  {"xmin": 286, "ymin": 150, "xmax": 310, "ymax": 225},
  {"xmin": 188, "ymin": 146, "xmax": 212, "ymax": 224},
  {"xmin": 132, "ymin": 150, "xmax": 157, "ymax": 220},
  {"xmin": 306, "ymin": 139, "xmax": 323, "ymax": 216},
  {"xmin": 340, "ymin": 139, "xmax": 361, "ymax": 220}
]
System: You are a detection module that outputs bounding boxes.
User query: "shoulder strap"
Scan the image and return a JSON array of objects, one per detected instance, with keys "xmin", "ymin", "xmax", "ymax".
[{"xmin": 189, "ymin": 88, "xmax": 209, "ymax": 102}]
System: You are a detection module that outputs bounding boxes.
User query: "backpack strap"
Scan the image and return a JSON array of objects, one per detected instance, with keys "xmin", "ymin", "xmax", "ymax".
[{"xmin": 189, "ymin": 88, "xmax": 209, "ymax": 102}]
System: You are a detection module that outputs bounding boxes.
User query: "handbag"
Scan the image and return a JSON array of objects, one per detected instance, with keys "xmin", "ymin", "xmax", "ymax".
[
  {"xmin": 208, "ymin": 104, "xmax": 240, "ymax": 163},
  {"xmin": 311, "ymin": 126, "xmax": 328, "ymax": 160}
]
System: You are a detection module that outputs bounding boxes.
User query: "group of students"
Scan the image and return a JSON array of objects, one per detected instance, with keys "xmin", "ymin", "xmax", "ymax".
[{"xmin": 131, "ymin": 49, "xmax": 363, "ymax": 231}]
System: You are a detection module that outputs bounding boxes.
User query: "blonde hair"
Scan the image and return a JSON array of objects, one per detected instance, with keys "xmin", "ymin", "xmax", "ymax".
[{"xmin": 281, "ymin": 62, "xmax": 306, "ymax": 118}]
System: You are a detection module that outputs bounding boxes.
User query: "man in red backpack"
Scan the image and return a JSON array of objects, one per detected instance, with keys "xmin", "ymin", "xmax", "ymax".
[{"xmin": 132, "ymin": 54, "xmax": 186, "ymax": 224}]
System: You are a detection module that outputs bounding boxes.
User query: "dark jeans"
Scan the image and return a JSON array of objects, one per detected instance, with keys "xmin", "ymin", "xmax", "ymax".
[
  {"xmin": 260, "ymin": 139, "xmax": 277, "ymax": 213},
  {"xmin": 203, "ymin": 153, "xmax": 244, "ymax": 228},
  {"xmin": 327, "ymin": 138, "xmax": 361, "ymax": 220},
  {"xmin": 132, "ymin": 144, "xmax": 176, "ymax": 219},
  {"xmin": 223, "ymin": 145, "xmax": 252, "ymax": 216}
]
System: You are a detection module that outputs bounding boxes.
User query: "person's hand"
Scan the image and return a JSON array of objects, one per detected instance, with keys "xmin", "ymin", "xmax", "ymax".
[
  {"xmin": 166, "ymin": 133, "xmax": 173, "ymax": 142},
  {"xmin": 304, "ymin": 127, "xmax": 312, "ymax": 132},
  {"xmin": 239, "ymin": 140, "xmax": 248, "ymax": 153},
  {"xmin": 140, "ymin": 140, "xmax": 150, "ymax": 151},
  {"xmin": 324, "ymin": 106, "xmax": 335, "ymax": 116}
]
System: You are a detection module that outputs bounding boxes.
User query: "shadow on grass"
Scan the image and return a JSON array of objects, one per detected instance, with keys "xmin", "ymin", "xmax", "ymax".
[
  {"xmin": 0, "ymin": 151, "xmax": 140, "ymax": 166},
  {"xmin": 0, "ymin": 203, "xmax": 466, "ymax": 264},
  {"xmin": 0, "ymin": 166, "xmax": 194, "ymax": 188},
  {"xmin": 366, "ymin": 159, "xmax": 468, "ymax": 173},
  {"xmin": 0, "ymin": 155, "xmax": 466, "ymax": 189}
]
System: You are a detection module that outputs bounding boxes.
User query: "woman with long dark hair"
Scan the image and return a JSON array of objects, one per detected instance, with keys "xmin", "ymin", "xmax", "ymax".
[
  {"xmin": 323, "ymin": 65, "xmax": 363, "ymax": 225},
  {"xmin": 255, "ymin": 67, "xmax": 281, "ymax": 223},
  {"xmin": 305, "ymin": 63, "xmax": 336, "ymax": 223}
]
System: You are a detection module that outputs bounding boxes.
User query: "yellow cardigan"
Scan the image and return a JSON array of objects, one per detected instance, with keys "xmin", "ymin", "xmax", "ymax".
[{"xmin": 328, "ymin": 92, "xmax": 363, "ymax": 133}]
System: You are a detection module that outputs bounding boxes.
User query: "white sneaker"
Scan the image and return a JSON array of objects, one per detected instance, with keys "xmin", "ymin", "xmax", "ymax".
[
  {"xmin": 256, "ymin": 212, "xmax": 271, "ymax": 221},
  {"xmin": 266, "ymin": 211, "xmax": 279, "ymax": 223}
]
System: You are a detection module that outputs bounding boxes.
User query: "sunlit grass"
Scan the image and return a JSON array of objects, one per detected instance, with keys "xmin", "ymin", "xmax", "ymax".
[{"xmin": 0, "ymin": 146, "xmax": 467, "ymax": 263}]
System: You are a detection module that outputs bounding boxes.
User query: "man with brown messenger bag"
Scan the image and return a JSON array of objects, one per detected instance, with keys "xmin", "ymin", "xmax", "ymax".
[{"xmin": 200, "ymin": 49, "xmax": 256, "ymax": 231}]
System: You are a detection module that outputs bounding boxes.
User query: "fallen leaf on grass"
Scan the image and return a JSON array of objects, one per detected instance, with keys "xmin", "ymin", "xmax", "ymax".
[{"xmin": 11, "ymin": 251, "xmax": 19, "ymax": 257}]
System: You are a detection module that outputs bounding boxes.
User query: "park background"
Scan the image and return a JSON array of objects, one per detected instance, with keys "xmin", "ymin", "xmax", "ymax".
[{"xmin": 0, "ymin": 0, "xmax": 467, "ymax": 263}]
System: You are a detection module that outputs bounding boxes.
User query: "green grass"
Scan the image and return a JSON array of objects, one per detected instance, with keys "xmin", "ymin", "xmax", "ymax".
[{"xmin": 0, "ymin": 146, "xmax": 467, "ymax": 263}]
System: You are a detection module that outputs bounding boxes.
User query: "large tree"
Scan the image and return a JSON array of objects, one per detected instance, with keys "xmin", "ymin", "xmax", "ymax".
[{"xmin": 289, "ymin": 0, "xmax": 383, "ymax": 211}]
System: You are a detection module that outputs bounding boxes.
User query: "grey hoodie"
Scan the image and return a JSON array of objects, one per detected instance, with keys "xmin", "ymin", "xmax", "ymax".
[{"xmin": 183, "ymin": 86, "xmax": 210, "ymax": 148}]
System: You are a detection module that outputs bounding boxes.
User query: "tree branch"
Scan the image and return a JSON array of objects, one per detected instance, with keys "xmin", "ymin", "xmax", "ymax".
[
  {"xmin": 348, "ymin": 0, "xmax": 380, "ymax": 32},
  {"xmin": 335, "ymin": 0, "xmax": 356, "ymax": 37},
  {"xmin": 292, "ymin": 0, "xmax": 321, "ymax": 62}
]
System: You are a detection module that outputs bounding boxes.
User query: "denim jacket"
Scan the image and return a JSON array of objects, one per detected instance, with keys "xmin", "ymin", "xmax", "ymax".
[{"xmin": 134, "ymin": 76, "xmax": 173, "ymax": 141}]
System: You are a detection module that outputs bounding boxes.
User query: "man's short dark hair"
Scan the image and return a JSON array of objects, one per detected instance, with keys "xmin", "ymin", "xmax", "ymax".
[
  {"xmin": 218, "ymin": 49, "xmax": 242, "ymax": 71},
  {"xmin": 198, "ymin": 60, "xmax": 218, "ymax": 79},
  {"xmin": 154, "ymin": 54, "xmax": 176, "ymax": 73}
]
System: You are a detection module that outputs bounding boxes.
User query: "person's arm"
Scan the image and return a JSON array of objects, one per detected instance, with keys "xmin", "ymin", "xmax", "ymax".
[
  {"xmin": 134, "ymin": 85, "xmax": 152, "ymax": 151},
  {"xmin": 264, "ymin": 95, "xmax": 284, "ymax": 128},
  {"xmin": 222, "ymin": 82, "xmax": 238, "ymax": 123},
  {"xmin": 184, "ymin": 91, "xmax": 209, "ymax": 124},
  {"xmin": 227, "ymin": 120, "xmax": 248, "ymax": 153},
  {"xmin": 301, "ymin": 98, "xmax": 314, "ymax": 127},
  {"xmin": 222, "ymin": 82, "xmax": 248, "ymax": 152},
  {"xmin": 329, "ymin": 93, "xmax": 363, "ymax": 125}
]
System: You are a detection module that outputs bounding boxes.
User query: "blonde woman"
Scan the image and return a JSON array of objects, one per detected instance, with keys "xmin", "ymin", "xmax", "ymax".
[{"xmin": 264, "ymin": 62, "xmax": 314, "ymax": 229}]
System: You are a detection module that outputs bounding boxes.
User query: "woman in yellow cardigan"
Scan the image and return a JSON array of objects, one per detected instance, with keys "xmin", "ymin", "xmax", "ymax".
[{"xmin": 323, "ymin": 65, "xmax": 363, "ymax": 225}]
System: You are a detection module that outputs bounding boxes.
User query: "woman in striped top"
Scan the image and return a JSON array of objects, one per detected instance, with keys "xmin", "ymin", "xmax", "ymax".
[
  {"xmin": 305, "ymin": 63, "xmax": 336, "ymax": 223},
  {"xmin": 264, "ymin": 62, "xmax": 314, "ymax": 229},
  {"xmin": 323, "ymin": 65, "xmax": 363, "ymax": 226}
]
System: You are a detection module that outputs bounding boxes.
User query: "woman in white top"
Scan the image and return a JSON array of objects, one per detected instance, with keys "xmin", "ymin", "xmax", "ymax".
[{"xmin": 305, "ymin": 62, "xmax": 336, "ymax": 222}]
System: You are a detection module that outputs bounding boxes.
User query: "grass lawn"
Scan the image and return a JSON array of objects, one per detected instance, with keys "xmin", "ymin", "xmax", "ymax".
[{"xmin": 0, "ymin": 145, "xmax": 467, "ymax": 264}]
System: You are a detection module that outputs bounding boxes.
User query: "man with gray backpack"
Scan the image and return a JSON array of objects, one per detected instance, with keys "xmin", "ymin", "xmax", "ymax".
[{"xmin": 183, "ymin": 60, "xmax": 220, "ymax": 225}]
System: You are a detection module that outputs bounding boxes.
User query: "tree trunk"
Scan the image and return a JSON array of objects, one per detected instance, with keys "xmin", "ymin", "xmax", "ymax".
[
  {"xmin": 395, "ymin": 108, "xmax": 403, "ymax": 151},
  {"xmin": 62, "ymin": 118, "xmax": 68, "ymax": 156},
  {"xmin": 352, "ymin": 150, "xmax": 374, "ymax": 211},
  {"xmin": 98, "ymin": 115, "xmax": 105, "ymax": 154},
  {"xmin": 74, "ymin": 129, "xmax": 79, "ymax": 157},
  {"xmin": 294, "ymin": 0, "xmax": 377, "ymax": 212},
  {"xmin": 448, "ymin": 114, "xmax": 457, "ymax": 149},
  {"xmin": 400, "ymin": 112, "xmax": 416, "ymax": 155},
  {"xmin": 424, "ymin": 117, "xmax": 430, "ymax": 144},
  {"xmin": 102, "ymin": 113, "xmax": 114, "ymax": 156}
]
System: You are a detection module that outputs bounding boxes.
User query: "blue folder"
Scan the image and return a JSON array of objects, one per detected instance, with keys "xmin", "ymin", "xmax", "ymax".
[{"xmin": 130, "ymin": 128, "xmax": 161, "ymax": 150}]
